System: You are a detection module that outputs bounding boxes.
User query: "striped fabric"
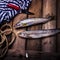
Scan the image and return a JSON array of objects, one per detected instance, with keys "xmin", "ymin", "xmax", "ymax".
[{"xmin": 0, "ymin": 0, "xmax": 32, "ymax": 24}]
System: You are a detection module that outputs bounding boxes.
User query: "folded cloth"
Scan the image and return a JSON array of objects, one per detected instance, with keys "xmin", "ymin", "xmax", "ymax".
[{"xmin": 0, "ymin": 0, "xmax": 32, "ymax": 24}]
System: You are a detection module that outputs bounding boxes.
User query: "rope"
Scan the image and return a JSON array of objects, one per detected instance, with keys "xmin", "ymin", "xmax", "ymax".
[
  {"xmin": 1, "ymin": 23, "xmax": 12, "ymax": 35},
  {"xmin": 0, "ymin": 23, "xmax": 16, "ymax": 58},
  {"xmin": 0, "ymin": 33, "xmax": 8, "ymax": 58}
]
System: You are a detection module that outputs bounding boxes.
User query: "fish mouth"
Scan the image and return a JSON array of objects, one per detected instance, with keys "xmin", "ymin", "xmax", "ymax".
[
  {"xmin": 14, "ymin": 24, "xmax": 26, "ymax": 29},
  {"xmin": 14, "ymin": 24, "xmax": 19, "ymax": 28},
  {"xmin": 14, "ymin": 25, "xmax": 20, "ymax": 28},
  {"xmin": 14, "ymin": 22, "xmax": 28, "ymax": 28},
  {"xmin": 14, "ymin": 23, "xmax": 22, "ymax": 28},
  {"xmin": 18, "ymin": 32, "xmax": 28, "ymax": 38}
]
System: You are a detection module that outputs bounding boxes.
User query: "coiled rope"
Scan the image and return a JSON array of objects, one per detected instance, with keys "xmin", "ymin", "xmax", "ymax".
[{"xmin": 0, "ymin": 23, "xmax": 16, "ymax": 58}]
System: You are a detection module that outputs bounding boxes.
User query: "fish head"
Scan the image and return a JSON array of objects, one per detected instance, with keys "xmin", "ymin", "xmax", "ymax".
[
  {"xmin": 14, "ymin": 22, "xmax": 23, "ymax": 28},
  {"xmin": 18, "ymin": 32, "xmax": 28, "ymax": 38},
  {"xmin": 14, "ymin": 21, "xmax": 28, "ymax": 28}
]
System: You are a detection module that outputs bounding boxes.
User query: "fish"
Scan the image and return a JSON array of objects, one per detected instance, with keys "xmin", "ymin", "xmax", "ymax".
[
  {"xmin": 14, "ymin": 16, "xmax": 53, "ymax": 28},
  {"xmin": 18, "ymin": 29, "xmax": 60, "ymax": 39}
]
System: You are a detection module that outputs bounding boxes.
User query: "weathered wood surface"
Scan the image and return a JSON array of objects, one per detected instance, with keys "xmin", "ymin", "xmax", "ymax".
[
  {"xmin": 57, "ymin": 0, "xmax": 60, "ymax": 52},
  {"xmin": 42, "ymin": 0, "xmax": 56, "ymax": 52},
  {"xmin": 27, "ymin": 0, "xmax": 42, "ymax": 55},
  {"xmin": 8, "ymin": 14, "xmax": 27, "ymax": 56},
  {"xmin": 5, "ymin": 0, "xmax": 58, "ymax": 57}
]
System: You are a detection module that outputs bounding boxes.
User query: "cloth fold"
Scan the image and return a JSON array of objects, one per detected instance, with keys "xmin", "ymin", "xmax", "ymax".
[{"xmin": 0, "ymin": 0, "xmax": 32, "ymax": 24}]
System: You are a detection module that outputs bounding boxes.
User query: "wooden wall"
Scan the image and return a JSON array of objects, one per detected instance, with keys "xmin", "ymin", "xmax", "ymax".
[
  {"xmin": 42, "ymin": 0, "xmax": 56, "ymax": 52},
  {"xmin": 57, "ymin": 0, "xmax": 60, "ymax": 52},
  {"xmin": 6, "ymin": 0, "xmax": 59, "ymax": 57}
]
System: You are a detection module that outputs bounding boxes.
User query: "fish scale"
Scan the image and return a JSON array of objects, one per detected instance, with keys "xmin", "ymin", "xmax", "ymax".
[
  {"xmin": 15, "ymin": 17, "xmax": 52, "ymax": 28},
  {"xmin": 18, "ymin": 29, "xmax": 60, "ymax": 39}
]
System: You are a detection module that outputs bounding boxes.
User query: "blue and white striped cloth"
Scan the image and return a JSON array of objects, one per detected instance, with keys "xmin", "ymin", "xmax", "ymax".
[{"xmin": 0, "ymin": 0, "xmax": 32, "ymax": 24}]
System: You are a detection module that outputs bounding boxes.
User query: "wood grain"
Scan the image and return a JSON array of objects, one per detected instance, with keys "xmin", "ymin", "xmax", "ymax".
[
  {"xmin": 8, "ymin": 14, "xmax": 27, "ymax": 56},
  {"xmin": 26, "ymin": 0, "xmax": 42, "ymax": 55},
  {"xmin": 42, "ymin": 0, "xmax": 56, "ymax": 52},
  {"xmin": 57, "ymin": 0, "xmax": 60, "ymax": 52},
  {"xmin": 5, "ymin": 0, "xmax": 58, "ymax": 57}
]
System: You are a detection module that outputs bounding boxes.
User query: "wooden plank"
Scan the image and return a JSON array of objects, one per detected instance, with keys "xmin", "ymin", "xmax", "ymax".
[
  {"xmin": 8, "ymin": 14, "xmax": 27, "ymax": 56},
  {"xmin": 26, "ymin": 0, "xmax": 42, "ymax": 55},
  {"xmin": 57, "ymin": 0, "xmax": 60, "ymax": 52},
  {"xmin": 42, "ymin": 0, "xmax": 56, "ymax": 52}
]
